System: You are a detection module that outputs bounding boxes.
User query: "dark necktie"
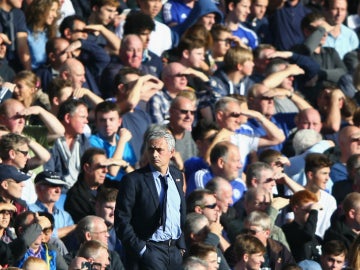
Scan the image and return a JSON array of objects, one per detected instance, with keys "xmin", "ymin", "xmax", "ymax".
[{"xmin": 159, "ymin": 175, "xmax": 168, "ymax": 231}]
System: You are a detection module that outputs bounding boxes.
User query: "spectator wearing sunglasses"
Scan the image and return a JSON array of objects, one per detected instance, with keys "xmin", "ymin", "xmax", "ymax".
[
  {"xmin": 167, "ymin": 94, "xmax": 197, "ymax": 165},
  {"xmin": 211, "ymin": 96, "xmax": 284, "ymax": 174}
]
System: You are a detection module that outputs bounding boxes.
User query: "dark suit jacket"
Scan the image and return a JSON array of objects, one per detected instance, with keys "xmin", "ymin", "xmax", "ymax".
[{"xmin": 115, "ymin": 165, "xmax": 186, "ymax": 257}]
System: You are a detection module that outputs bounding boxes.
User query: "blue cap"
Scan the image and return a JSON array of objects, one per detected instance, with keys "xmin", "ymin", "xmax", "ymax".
[
  {"xmin": 34, "ymin": 171, "xmax": 66, "ymax": 186},
  {"xmin": 0, "ymin": 164, "xmax": 30, "ymax": 182}
]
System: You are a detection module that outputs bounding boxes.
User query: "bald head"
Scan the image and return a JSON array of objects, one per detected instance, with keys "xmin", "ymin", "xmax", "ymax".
[
  {"xmin": 296, "ymin": 108, "xmax": 322, "ymax": 133},
  {"xmin": 339, "ymin": 126, "xmax": 360, "ymax": 162}
]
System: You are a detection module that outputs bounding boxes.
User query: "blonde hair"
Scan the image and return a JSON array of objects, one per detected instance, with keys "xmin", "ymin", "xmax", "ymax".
[{"xmin": 23, "ymin": 257, "xmax": 48, "ymax": 270}]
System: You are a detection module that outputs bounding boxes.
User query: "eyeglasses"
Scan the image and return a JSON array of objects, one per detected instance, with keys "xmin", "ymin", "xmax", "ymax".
[
  {"xmin": 259, "ymin": 96, "xmax": 274, "ymax": 101},
  {"xmin": 242, "ymin": 228, "xmax": 264, "ymax": 235},
  {"xmin": 15, "ymin": 149, "xmax": 29, "ymax": 156},
  {"xmin": 228, "ymin": 112, "xmax": 241, "ymax": 118},
  {"xmin": 263, "ymin": 177, "xmax": 275, "ymax": 183},
  {"xmin": 201, "ymin": 203, "xmax": 217, "ymax": 209},
  {"xmin": 175, "ymin": 108, "xmax": 196, "ymax": 115},
  {"xmin": 90, "ymin": 230, "xmax": 109, "ymax": 235},
  {"xmin": 351, "ymin": 137, "xmax": 360, "ymax": 143}
]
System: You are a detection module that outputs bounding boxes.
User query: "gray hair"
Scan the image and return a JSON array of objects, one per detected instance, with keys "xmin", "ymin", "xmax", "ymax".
[
  {"xmin": 245, "ymin": 210, "xmax": 272, "ymax": 231},
  {"xmin": 76, "ymin": 215, "xmax": 104, "ymax": 243},
  {"xmin": 184, "ymin": 213, "xmax": 208, "ymax": 237},
  {"xmin": 145, "ymin": 125, "xmax": 175, "ymax": 151},
  {"xmin": 183, "ymin": 256, "xmax": 208, "ymax": 270},
  {"xmin": 246, "ymin": 162, "xmax": 272, "ymax": 187},
  {"xmin": 293, "ymin": 129, "xmax": 322, "ymax": 155},
  {"xmin": 214, "ymin": 96, "xmax": 239, "ymax": 113}
]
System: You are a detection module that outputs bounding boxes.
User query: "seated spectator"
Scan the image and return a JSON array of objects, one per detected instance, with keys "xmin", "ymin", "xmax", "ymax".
[
  {"xmin": 224, "ymin": 0, "xmax": 258, "ymax": 50},
  {"xmin": 13, "ymin": 71, "xmax": 51, "ymax": 126},
  {"xmin": 332, "ymin": 154, "xmax": 360, "ymax": 204},
  {"xmin": 323, "ymin": 0, "xmax": 359, "ymax": 59},
  {"xmin": 64, "ymin": 148, "xmax": 110, "ymax": 223},
  {"xmin": 324, "ymin": 192, "xmax": 360, "ymax": 250},
  {"xmin": 22, "ymin": 257, "xmax": 48, "ymax": 270},
  {"xmin": 89, "ymin": 101, "xmax": 136, "ymax": 181},
  {"xmin": 25, "ymin": 0, "xmax": 59, "ymax": 70},
  {"xmin": 29, "ymin": 171, "xmax": 76, "ymax": 239},
  {"xmin": 0, "ymin": 202, "xmax": 17, "ymax": 243},
  {"xmin": 184, "ymin": 119, "xmax": 218, "ymax": 180},
  {"xmin": 188, "ymin": 243, "xmax": 220, "ymax": 270},
  {"xmin": 244, "ymin": 0, "xmax": 270, "ymax": 43},
  {"xmin": 282, "ymin": 190, "xmax": 322, "ymax": 262},
  {"xmin": 320, "ymin": 240, "xmax": 347, "ymax": 270},
  {"xmin": 187, "ymin": 141, "xmax": 245, "ymax": 204},
  {"xmin": 209, "ymin": 46, "xmax": 255, "ymax": 100},
  {"xmin": 123, "ymin": 11, "xmax": 163, "ymax": 77},
  {"xmin": 232, "ymin": 234, "xmax": 266, "ymax": 270},
  {"xmin": 35, "ymin": 37, "xmax": 71, "ymax": 92},
  {"xmin": 209, "ymin": 24, "xmax": 233, "ymax": 72},
  {"xmin": 167, "ymin": 94, "xmax": 197, "ymax": 164},
  {"xmin": 44, "ymin": 99, "xmax": 90, "ymax": 188},
  {"xmin": 13, "ymin": 211, "xmax": 67, "ymax": 270},
  {"xmin": 66, "ymin": 216, "xmax": 125, "ymax": 270}
]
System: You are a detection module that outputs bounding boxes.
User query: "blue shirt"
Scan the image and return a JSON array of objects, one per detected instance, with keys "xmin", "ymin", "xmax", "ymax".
[
  {"xmin": 29, "ymin": 200, "xmax": 74, "ymax": 238},
  {"xmin": 89, "ymin": 133, "xmax": 137, "ymax": 181},
  {"xmin": 232, "ymin": 23, "xmax": 258, "ymax": 50},
  {"xmin": 150, "ymin": 167, "xmax": 182, "ymax": 241}
]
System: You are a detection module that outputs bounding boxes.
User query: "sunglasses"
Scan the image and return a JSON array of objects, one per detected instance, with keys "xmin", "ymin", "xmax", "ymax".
[
  {"xmin": 201, "ymin": 203, "xmax": 217, "ymax": 209},
  {"xmin": 229, "ymin": 112, "xmax": 241, "ymax": 118},
  {"xmin": 259, "ymin": 96, "xmax": 274, "ymax": 101},
  {"xmin": 264, "ymin": 177, "xmax": 275, "ymax": 183},
  {"xmin": 175, "ymin": 108, "xmax": 196, "ymax": 115},
  {"xmin": 173, "ymin": 73, "xmax": 187, "ymax": 78},
  {"xmin": 15, "ymin": 149, "xmax": 29, "ymax": 156}
]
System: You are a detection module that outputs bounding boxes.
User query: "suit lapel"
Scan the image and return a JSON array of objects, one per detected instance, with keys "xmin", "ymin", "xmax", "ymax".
[{"xmin": 142, "ymin": 166, "xmax": 160, "ymax": 207}]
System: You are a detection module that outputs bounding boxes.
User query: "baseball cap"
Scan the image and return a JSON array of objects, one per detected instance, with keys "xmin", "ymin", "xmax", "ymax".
[
  {"xmin": 0, "ymin": 164, "xmax": 30, "ymax": 182},
  {"xmin": 34, "ymin": 171, "xmax": 66, "ymax": 186}
]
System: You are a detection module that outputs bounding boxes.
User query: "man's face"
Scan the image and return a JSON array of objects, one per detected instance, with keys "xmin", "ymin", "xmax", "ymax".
[
  {"xmin": 96, "ymin": 110, "xmax": 121, "ymax": 140},
  {"xmin": 70, "ymin": 20, "xmax": 88, "ymax": 41},
  {"xmin": 164, "ymin": 64, "xmax": 188, "ymax": 93},
  {"xmin": 217, "ymin": 184, "xmax": 233, "ymax": 213},
  {"xmin": 3, "ymin": 179, "xmax": 25, "ymax": 200},
  {"xmin": 321, "ymin": 253, "xmax": 346, "ymax": 270},
  {"xmin": 346, "ymin": 130, "xmax": 360, "ymax": 156},
  {"xmin": 13, "ymin": 80, "xmax": 35, "ymax": 104},
  {"xmin": 251, "ymin": 0, "xmax": 268, "ymax": 19},
  {"xmin": 187, "ymin": 48, "xmax": 205, "ymax": 69},
  {"xmin": 221, "ymin": 147, "xmax": 242, "ymax": 180},
  {"xmin": 204, "ymin": 251, "xmax": 219, "ymax": 270},
  {"xmin": 89, "ymin": 220, "xmax": 110, "ymax": 246},
  {"xmin": 120, "ymin": 37, "xmax": 143, "ymax": 68},
  {"xmin": 242, "ymin": 60, "xmax": 255, "ymax": 76},
  {"xmin": 138, "ymin": 0, "xmax": 162, "ymax": 18},
  {"xmin": 233, "ymin": 0, "xmax": 251, "ymax": 22},
  {"xmin": 217, "ymin": 101, "xmax": 243, "ymax": 131},
  {"xmin": 328, "ymin": 0, "xmax": 347, "ymax": 25},
  {"xmin": 37, "ymin": 184, "xmax": 62, "ymax": 204},
  {"xmin": 212, "ymin": 31, "xmax": 231, "ymax": 57},
  {"xmin": 256, "ymin": 169, "xmax": 276, "ymax": 193},
  {"xmin": 200, "ymin": 194, "xmax": 220, "ymax": 223},
  {"xmin": 96, "ymin": 201, "xmax": 116, "ymax": 226},
  {"xmin": 244, "ymin": 223, "xmax": 268, "ymax": 246},
  {"xmin": 51, "ymin": 39, "xmax": 70, "ymax": 67},
  {"xmin": 138, "ymin": 29, "xmax": 152, "ymax": 49},
  {"xmin": 169, "ymin": 98, "xmax": 196, "ymax": 132},
  {"xmin": 95, "ymin": 5, "xmax": 117, "ymax": 26},
  {"xmin": 95, "ymin": 248, "xmax": 110, "ymax": 270},
  {"xmin": 11, "ymin": 142, "xmax": 30, "ymax": 169},
  {"xmin": 0, "ymin": 101, "xmax": 26, "ymax": 134},
  {"xmin": 85, "ymin": 154, "xmax": 108, "ymax": 186},
  {"xmin": 246, "ymin": 190, "xmax": 271, "ymax": 213},
  {"xmin": 308, "ymin": 167, "xmax": 330, "ymax": 191},
  {"xmin": 68, "ymin": 105, "xmax": 89, "ymax": 135},
  {"xmin": 251, "ymin": 88, "xmax": 275, "ymax": 118},
  {"xmin": 199, "ymin": 13, "xmax": 216, "ymax": 30},
  {"xmin": 297, "ymin": 110, "xmax": 322, "ymax": 133},
  {"xmin": 147, "ymin": 138, "xmax": 174, "ymax": 173},
  {"xmin": 68, "ymin": 63, "xmax": 86, "ymax": 89},
  {"xmin": 293, "ymin": 201, "xmax": 316, "ymax": 225}
]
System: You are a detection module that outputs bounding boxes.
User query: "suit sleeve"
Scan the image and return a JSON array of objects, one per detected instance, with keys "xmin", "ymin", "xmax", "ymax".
[{"xmin": 115, "ymin": 173, "xmax": 146, "ymax": 256}]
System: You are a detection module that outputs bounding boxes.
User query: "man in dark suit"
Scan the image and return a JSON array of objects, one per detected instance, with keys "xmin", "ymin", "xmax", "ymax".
[{"xmin": 115, "ymin": 126, "xmax": 186, "ymax": 270}]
